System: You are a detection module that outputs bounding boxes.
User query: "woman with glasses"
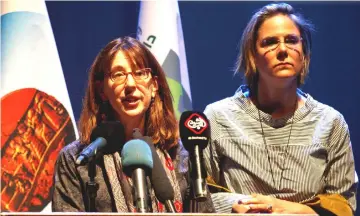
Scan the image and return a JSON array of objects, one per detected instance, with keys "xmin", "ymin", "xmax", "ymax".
[
  {"xmin": 52, "ymin": 36, "xmax": 214, "ymax": 212},
  {"xmin": 203, "ymin": 3, "xmax": 357, "ymax": 215}
]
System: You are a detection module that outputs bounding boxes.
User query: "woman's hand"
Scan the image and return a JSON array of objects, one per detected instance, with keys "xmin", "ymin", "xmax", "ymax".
[{"xmin": 231, "ymin": 194, "xmax": 317, "ymax": 214}]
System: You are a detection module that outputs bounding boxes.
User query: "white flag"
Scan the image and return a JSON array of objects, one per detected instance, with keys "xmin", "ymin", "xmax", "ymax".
[
  {"xmin": 1, "ymin": 0, "xmax": 78, "ymax": 212},
  {"xmin": 137, "ymin": 0, "xmax": 192, "ymax": 119}
]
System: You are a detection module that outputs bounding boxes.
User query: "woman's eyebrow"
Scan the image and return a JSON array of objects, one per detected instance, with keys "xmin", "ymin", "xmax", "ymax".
[
  {"xmin": 110, "ymin": 65, "xmax": 126, "ymax": 73},
  {"xmin": 262, "ymin": 36, "xmax": 278, "ymax": 40}
]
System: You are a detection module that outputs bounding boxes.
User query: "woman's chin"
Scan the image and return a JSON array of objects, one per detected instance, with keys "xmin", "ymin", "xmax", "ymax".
[
  {"xmin": 121, "ymin": 108, "xmax": 146, "ymax": 120},
  {"xmin": 273, "ymin": 69, "xmax": 298, "ymax": 77},
  {"xmin": 270, "ymin": 72, "xmax": 299, "ymax": 83}
]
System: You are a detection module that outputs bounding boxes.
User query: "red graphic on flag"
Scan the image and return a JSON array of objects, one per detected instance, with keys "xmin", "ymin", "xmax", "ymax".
[{"xmin": 1, "ymin": 88, "xmax": 76, "ymax": 212}]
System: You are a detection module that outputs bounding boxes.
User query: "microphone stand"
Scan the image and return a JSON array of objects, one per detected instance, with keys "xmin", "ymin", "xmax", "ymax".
[
  {"xmin": 186, "ymin": 160, "xmax": 199, "ymax": 213},
  {"xmin": 164, "ymin": 200, "xmax": 177, "ymax": 213},
  {"xmin": 132, "ymin": 168, "xmax": 149, "ymax": 213},
  {"xmin": 86, "ymin": 156, "xmax": 99, "ymax": 212},
  {"xmin": 190, "ymin": 198, "xmax": 199, "ymax": 213}
]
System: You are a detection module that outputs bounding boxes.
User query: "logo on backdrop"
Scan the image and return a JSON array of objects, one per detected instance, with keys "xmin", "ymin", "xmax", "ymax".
[
  {"xmin": 137, "ymin": 27, "xmax": 157, "ymax": 49},
  {"xmin": 1, "ymin": 88, "xmax": 76, "ymax": 212},
  {"xmin": 184, "ymin": 113, "xmax": 208, "ymax": 134}
]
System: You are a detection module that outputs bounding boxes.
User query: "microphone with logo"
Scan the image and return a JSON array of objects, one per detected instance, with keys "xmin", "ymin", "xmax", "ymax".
[
  {"xmin": 179, "ymin": 111, "xmax": 210, "ymax": 202},
  {"xmin": 132, "ymin": 129, "xmax": 177, "ymax": 213},
  {"xmin": 121, "ymin": 139, "xmax": 153, "ymax": 213}
]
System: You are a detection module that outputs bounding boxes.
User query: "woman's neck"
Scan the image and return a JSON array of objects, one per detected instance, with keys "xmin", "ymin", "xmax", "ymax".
[
  {"xmin": 253, "ymin": 81, "xmax": 300, "ymax": 118},
  {"xmin": 123, "ymin": 116, "xmax": 146, "ymax": 141}
]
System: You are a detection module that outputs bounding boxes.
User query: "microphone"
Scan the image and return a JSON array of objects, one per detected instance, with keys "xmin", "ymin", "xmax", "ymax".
[
  {"xmin": 121, "ymin": 139, "xmax": 153, "ymax": 213},
  {"xmin": 179, "ymin": 111, "xmax": 210, "ymax": 202},
  {"xmin": 90, "ymin": 121, "xmax": 125, "ymax": 154},
  {"xmin": 147, "ymin": 144, "xmax": 177, "ymax": 213},
  {"xmin": 132, "ymin": 129, "xmax": 177, "ymax": 213},
  {"xmin": 76, "ymin": 121, "xmax": 125, "ymax": 165},
  {"xmin": 76, "ymin": 137, "xmax": 107, "ymax": 165}
]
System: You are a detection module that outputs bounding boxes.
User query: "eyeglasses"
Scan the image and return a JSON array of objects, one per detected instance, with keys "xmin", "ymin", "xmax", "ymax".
[
  {"xmin": 109, "ymin": 68, "xmax": 152, "ymax": 84},
  {"xmin": 260, "ymin": 35, "xmax": 302, "ymax": 52}
]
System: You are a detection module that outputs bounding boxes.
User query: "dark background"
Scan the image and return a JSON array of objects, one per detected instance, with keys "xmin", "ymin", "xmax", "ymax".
[{"xmin": 46, "ymin": 1, "xmax": 360, "ymax": 213}]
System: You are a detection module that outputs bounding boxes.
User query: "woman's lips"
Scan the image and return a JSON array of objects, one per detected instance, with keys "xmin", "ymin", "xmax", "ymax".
[
  {"xmin": 273, "ymin": 62, "xmax": 293, "ymax": 68},
  {"xmin": 122, "ymin": 97, "xmax": 140, "ymax": 106}
]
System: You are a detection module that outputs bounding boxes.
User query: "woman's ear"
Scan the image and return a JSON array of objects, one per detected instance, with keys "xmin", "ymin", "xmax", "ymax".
[{"xmin": 151, "ymin": 76, "xmax": 159, "ymax": 98}]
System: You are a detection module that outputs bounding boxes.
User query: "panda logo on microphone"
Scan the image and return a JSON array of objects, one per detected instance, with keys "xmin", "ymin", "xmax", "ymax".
[{"xmin": 184, "ymin": 113, "xmax": 208, "ymax": 135}]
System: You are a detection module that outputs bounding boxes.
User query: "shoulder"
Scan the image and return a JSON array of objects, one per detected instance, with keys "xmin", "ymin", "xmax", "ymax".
[
  {"xmin": 173, "ymin": 140, "xmax": 189, "ymax": 174},
  {"xmin": 204, "ymin": 96, "xmax": 242, "ymax": 122},
  {"xmin": 303, "ymin": 94, "xmax": 350, "ymax": 141},
  {"xmin": 57, "ymin": 140, "xmax": 86, "ymax": 163},
  {"xmin": 204, "ymin": 97, "xmax": 233, "ymax": 115},
  {"xmin": 308, "ymin": 95, "xmax": 348, "ymax": 129},
  {"xmin": 204, "ymin": 85, "xmax": 249, "ymax": 119}
]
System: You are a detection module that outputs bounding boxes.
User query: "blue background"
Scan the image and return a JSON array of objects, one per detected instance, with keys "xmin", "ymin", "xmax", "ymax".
[{"xmin": 46, "ymin": 1, "xmax": 360, "ymax": 213}]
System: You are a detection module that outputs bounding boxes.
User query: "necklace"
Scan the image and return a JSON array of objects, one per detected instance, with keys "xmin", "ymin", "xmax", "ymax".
[{"xmin": 257, "ymin": 101, "xmax": 296, "ymax": 192}]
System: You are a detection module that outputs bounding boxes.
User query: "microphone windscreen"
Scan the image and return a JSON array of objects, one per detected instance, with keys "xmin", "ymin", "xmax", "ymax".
[
  {"xmin": 121, "ymin": 139, "xmax": 153, "ymax": 176},
  {"xmin": 179, "ymin": 111, "xmax": 210, "ymax": 151},
  {"xmin": 146, "ymin": 142, "xmax": 175, "ymax": 202}
]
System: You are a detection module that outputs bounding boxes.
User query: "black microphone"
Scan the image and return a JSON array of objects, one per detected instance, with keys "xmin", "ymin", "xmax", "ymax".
[
  {"xmin": 76, "ymin": 121, "xmax": 124, "ymax": 165},
  {"xmin": 90, "ymin": 121, "xmax": 125, "ymax": 154},
  {"xmin": 179, "ymin": 111, "xmax": 210, "ymax": 202},
  {"xmin": 132, "ymin": 129, "xmax": 177, "ymax": 213},
  {"xmin": 121, "ymin": 139, "xmax": 153, "ymax": 213},
  {"xmin": 148, "ymin": 144, "xmax": 177, "ymax": 213}
]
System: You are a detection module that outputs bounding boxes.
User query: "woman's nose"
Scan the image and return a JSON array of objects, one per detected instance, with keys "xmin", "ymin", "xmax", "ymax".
[
  {"xmin": 124, "ymin": 73, "xmax": 136, "ymax": 87},
  {"xmin": 277, "ymin": 45, "xmax": 288, "ymax": 60},
  {"xmin": 278, "ymin": 41, "xmax": 288, "ymax": 51}
]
